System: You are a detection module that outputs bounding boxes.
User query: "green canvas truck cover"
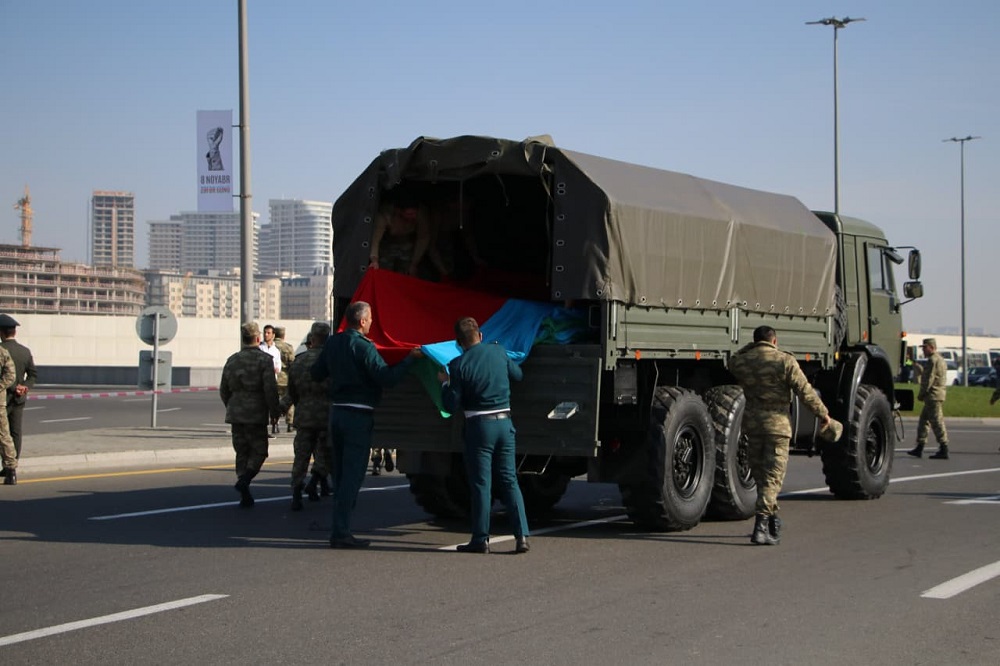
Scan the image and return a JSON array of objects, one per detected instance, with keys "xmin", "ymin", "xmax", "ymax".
[{"xmin": 332, "ymin": 135, "xmax": 837, "ymax": 318}]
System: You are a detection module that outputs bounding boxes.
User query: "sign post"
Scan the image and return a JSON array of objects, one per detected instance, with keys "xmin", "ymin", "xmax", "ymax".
[{"xmin": 136, "ymin": 306, "xmax": 178, "ymax": 428}]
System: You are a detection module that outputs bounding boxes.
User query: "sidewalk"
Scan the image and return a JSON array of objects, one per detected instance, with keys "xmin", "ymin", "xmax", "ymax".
[{"xmin": 18, "ymin": 427, "xmax": 294, "ymax": 475}]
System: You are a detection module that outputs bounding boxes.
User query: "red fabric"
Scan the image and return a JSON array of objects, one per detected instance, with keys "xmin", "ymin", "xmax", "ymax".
[{"xmin": 347, "ymin": 268, "xmax": 508, "ymax": 363}]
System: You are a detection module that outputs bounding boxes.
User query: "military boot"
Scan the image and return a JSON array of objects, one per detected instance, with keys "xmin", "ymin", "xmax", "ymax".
[
  {"xmin": 768, "ymin": 515, "xmax": 782, "ymax": 544},
  {"xmin": 291, "ymin": 483, "xmax": 304, "ymax": 511},
  {"xmin": 371, "ymin": 449, "xmax": 382, "ymax": 476},
  {"xmin": 3, "ymin": 469, "xmax": 16, "ymax": 485},
  {"xmin": 906, "ymin": 444, "xmax": 924, "ymax": 458},
  {"xmin": 234, "ymin": 475, "xmax": 254, "ymax": 508},
  {"xmin": 304, "ymin": 472, "xmax": 321, "ymax": 502},
  {"xmin": 750, "ymin": 514, "xmax": 778, "ymax": 546},
  {"xmin": 319, "ymin": 474, "xmax": 331, "ymax": 497},
  {"xmin": 929, "ymin": 444, "xmax": 949, "ymax": 460}
]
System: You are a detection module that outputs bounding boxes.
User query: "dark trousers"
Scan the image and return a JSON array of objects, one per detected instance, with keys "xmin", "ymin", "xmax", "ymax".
[
  {"xmin": 463, "ymin": 416, "xmax": 529, "ymax": 544},
  {"xmin": 329, "ymin": 407, "xmax": 374, "ymax": 540},
  {"xmin": 6, "ymin": 401, "xmax": 23, "ymax": 458}
]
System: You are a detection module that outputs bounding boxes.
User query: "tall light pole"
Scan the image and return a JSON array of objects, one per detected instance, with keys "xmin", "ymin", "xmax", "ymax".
[
  {"xmin": 943, "ymin": 135, "xmax": 981, "ymax": 387},
  {"xmin": 807, "ymin": 16, "xmax": 865, "ymax": 217},
  {"xmin": 238, "ymin": 0, "xmax": 254, "ymax": 325}
]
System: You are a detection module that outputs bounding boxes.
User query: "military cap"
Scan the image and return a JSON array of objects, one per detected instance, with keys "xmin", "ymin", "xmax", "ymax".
[
  {"xmin": 274, "ymin": 326, "xmax": 286, "ymax": 338},
  {"xmin": 818, "ymin": 418, "xmax": 844, "ymax": 443},
  {"xmin": 0, "ymin": 313, "xmax": 20, "ymax": 328},
  {"xmin": 922, "ymin": 338, "xmax": 937, "ymax": 349},
  {"xmin": 241, "ymin": 321, "xmax": 261, "ymax": 339},
  {"xmin": 310, "ymin": 321, "xmax": 332, "ymax": 337}
]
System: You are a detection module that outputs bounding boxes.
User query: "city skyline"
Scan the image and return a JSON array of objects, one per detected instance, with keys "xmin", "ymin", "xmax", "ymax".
[{"xmin": 1, "ymin": 1, "xmax": 998, "ymax": 333}]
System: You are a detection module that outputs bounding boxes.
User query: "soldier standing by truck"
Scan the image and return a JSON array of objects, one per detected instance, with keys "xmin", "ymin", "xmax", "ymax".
[
  {"xmin": 281, "ymin": 322, "xmax": 332, "ymax": 511},
  {"xmin": 729, "ymin": 326, "xmax": 835, "ymax": 545},
  {"xmin": 908, "ymin": 338, "xmax": 950, "ymax": 460}
]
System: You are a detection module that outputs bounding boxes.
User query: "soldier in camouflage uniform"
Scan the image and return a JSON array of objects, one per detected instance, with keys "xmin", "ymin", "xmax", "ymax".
[
  {"xmin": 280, "ymin": 321, "xmax": 333, "ymax": 511},
  {"xmin": 0, "ymin": 345, "xmax": 18, "ymax": 484},
  {"xmin": 274, "ymin": 326, "xmax": 296, "ymax": 433},
  {"xmin": 729, "ymin": 325, "xmax": 832, "ymax": 546},
  {"xmin": 908, "ymin": 338, "xmax": 949, "ymax": 459},
  {"xmin": 220, "ymin": 322, "xmax": 281, "ymax": 507}
]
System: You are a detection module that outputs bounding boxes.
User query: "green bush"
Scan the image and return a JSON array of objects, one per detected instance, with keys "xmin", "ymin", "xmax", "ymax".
[{"xmin": 895, "ymin": 383, "xmax": 999, "ymax": 418}]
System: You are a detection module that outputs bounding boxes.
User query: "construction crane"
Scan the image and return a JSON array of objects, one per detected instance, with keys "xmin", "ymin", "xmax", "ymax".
[{"xmin": 13, "ymin": 185, "xmax": 32, "ymax": 247}]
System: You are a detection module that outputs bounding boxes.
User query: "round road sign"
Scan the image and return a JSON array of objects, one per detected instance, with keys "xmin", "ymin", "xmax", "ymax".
[{"xmin": 136, "ymin": 306, "xmax": 178, "ymax": 345}]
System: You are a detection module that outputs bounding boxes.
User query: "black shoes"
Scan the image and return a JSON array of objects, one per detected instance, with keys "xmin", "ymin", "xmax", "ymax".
[
  {"xmin": 929, "ymin": 446, "xmax": 950, "ymax": 460},
  {"xmin": 234, "ymin": 477, "xmax": 254, "ymax": 508},
  {"xmin": 906, "ymin": 446, "xmax": 923, "ymax": 458},
  {"xmin": 750, "ymin": 514, "xmax": 778, "ymax": 545},
  {"xmin": 304, "ymin": 473, "xmax": 321, "ymax": 502},
  {"xmin": 318, "ymin": 474, "xmax": 331, "ymax": 497},
  {"xmin": 515, "ymin": 537, "xmax": 530, "ymax": 554},
  {"xmin": 456, "ymin": 541, "xmax": 490, "ymax": 554},
  {"xmin": 286, "ymin": 423, "xmax": 294, "ymax": 433},
  {"xmin": 384, "ymin": 450, "xmax": 395, "ymax": 473},
  {"xmin": 329, "ymin": 536, "xmax": 371, "ymax": 549},
  {"xmin": 3, "ymin": 469, "xmax": 16, "ymax": 485},
  {"xmin": 291, "ymin": 483, "xmax": 304, "ymax": 511},
  {"xmin": 768, "ymin": 515, "xmax": 782, "ymax": 544}
]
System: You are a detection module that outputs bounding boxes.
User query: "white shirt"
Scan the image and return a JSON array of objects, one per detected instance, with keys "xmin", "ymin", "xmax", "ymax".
[{"xmin": 259, "ymin": 342, "xmax": 281, "ymax": 373}]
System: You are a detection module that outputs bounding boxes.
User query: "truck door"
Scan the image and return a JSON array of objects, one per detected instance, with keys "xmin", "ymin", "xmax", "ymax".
[{"xmin": 864, "ymin": 242, "xmax": 903, "ymax": 376}]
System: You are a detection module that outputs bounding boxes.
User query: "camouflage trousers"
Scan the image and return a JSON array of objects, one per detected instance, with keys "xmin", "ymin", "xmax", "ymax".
[
  {"xmin": 276, "ymin": 385, "xmax": 294, "ymax": 427},
  {"xmin": 916, "ymin": 399, "xmax": 948, "ymax": 447},
  {"xmin": 231, "ymin": 423, "xmax": 269, "ymax": 480},
  {"xmin": 746, "ymin": 431, "xmax": 790, "ymax": 516},
  {"xmin": 0, "ymin": 405, "xmax": 16, "ymax": 470},
  {"xmin": 291, "ymin": 427, "xmax": 331, "ymax": 488}
]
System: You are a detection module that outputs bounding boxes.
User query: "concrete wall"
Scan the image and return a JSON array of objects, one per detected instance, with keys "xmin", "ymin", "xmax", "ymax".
[{"xmin": 13, "ymin": 314, "xmax": 319, "ymax": 387}]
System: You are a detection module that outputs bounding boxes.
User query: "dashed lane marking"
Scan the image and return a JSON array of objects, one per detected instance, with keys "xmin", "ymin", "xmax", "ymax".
[
  {"xmin": 39, "ymin": 417, "xmax": 92, "ymax": 424},
  {"xmin": 439, "ymin": 514, "xmax": 628, "ymax": 550},
  {"xmin": 921, "ymin": 561, "xmax": 1000, "ymax": 599},
  {"xmin": 0, "ymin": 594, "xmax": 228, "ymax": 647}
]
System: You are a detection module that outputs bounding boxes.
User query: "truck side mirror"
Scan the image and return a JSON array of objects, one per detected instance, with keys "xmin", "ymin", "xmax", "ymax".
[
  {"xmin": 908, "ymin": 249, "xmax": 921, "ymax": 280},
  {"xmin": 903, "ymin": 281, "xmax": 923, "ymax": 300}
]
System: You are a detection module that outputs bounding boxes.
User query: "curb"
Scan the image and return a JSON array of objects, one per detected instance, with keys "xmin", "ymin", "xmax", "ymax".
[{"xmin": 19, "ymin": 443, "xmax": 294, "ymax": 475}]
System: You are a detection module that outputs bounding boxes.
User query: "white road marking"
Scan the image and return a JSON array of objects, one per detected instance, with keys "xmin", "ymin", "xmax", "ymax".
[
  {"xmin": 921, "ymin": 561, "xmax": 1000, "ymax": 599},
  {"xmin": 945, "ymin": 494, "xmax": 1000, "ymax": 505},
  {"xmin": 24, "ymin": 406, "xmax": 45, "ymax": 411},
  {"xmin": 123, "ymin": 398, "xmax": 148, "ymax": 403},
  {"xmin": 39, "ymin": 417, "xmax": 92, "ymax": 424},
  {"xmin": 0, "ymin": 594, "xmax": 228, "ymax": 647},
  {"xmin": 784, "ymin": 466, "xmax": 1000, "ymax": 497},
  {"xmin": 88, "ymin": 484, "xmax": 410, "ymax": 520},
  {"xmin": 156, "ymin": 407, "xmax": 181, "ymax": 413},
  {"xmin": 439, "ymin": 514, "xmax": 628, "ymax": 550}
]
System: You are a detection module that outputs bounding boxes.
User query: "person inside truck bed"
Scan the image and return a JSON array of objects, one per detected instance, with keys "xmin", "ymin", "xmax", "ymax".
[
  {"xmin": 427, "ymin": 193, "xmax": 484, "ymax": 283},
  {"xmin": 368, "ymin": 200, "xmax": 431, "ymax": 278}
]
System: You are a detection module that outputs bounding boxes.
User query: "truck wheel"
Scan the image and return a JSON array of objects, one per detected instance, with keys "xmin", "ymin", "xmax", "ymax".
[
  {"xmin": 703, "ymin": 385, "xmax": 756, "ymax": 520},
  {"xmin": 821, "ymin": 384, "xmax": 894, "ymax": 499},
  {"xmin": 619, "ymin": 387, "xmax": 714, "ymax": 531},
  {"xmin": 407, "ymin": 457, "xmax": 470, "ymax": 519},
  {"xmin": 518, "ymin": 471, "xmax": 571, "ymax": 513}
]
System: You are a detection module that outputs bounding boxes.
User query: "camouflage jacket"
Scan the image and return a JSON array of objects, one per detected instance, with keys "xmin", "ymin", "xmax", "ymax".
[
  {"xmin": 918, "ymin": 353, "xmax": 947, "ymax": 402},
  {"xmin": 729, "ymin": 340, "xmax": 829, "ymax": 436},
  {"xmin": 275, "ymin": 339, "xmax": 296, "ymax": 387},
  {"xmin": 220, "ymin": 345, "xmax": 281, "ymax": 425},
  {"xmin": 280, "ymin": 347, "xmax": 329, "ymax": 429},
  {"xmin": 0, "ymin": 346, "xmax": 14, "ymax": 407}
]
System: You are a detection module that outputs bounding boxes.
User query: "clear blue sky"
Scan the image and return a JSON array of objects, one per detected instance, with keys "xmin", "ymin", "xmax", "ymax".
[{"xmin": 1, "ymin": 1, "xmax": 997, "ymax": 333}]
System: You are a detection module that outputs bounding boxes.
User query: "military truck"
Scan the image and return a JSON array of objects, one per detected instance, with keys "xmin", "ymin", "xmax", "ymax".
[{"xmin": 331, "ymin": 135, "xmax": 923, "ymax": 530}]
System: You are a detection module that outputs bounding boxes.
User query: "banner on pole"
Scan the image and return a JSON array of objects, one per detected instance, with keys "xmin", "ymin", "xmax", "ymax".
[{"xmin": 196, "ymin": 110, "xmax": 234, "ymax": 212}]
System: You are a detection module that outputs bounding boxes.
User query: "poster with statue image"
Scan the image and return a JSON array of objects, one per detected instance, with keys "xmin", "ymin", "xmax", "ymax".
[{"xmin": 196, "ymin": 110, "xmax": 233, "ymax": 212}]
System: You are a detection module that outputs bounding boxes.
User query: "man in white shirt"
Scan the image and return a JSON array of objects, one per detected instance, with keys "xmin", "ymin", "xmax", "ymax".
[{"xmin": 259, "ymin": 324, "xmax": 282, "ymax": 433}]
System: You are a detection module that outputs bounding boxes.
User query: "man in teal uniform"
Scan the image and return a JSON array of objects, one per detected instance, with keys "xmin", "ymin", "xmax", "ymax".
[
  {"xmin": 439, "ymin": 316, "xmax": 530, "ymax": 554},
  {"xmin": 311, "ymin": 301, "xmax": 420, "ymax": 549}
]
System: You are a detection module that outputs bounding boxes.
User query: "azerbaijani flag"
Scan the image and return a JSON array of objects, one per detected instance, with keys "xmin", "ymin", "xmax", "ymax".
[{"xmin": 345, "ymin": 268, "xmax": 587, "ymax": 413}]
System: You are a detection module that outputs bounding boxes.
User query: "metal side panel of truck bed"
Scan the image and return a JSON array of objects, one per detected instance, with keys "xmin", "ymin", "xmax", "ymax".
[{"xmin": 373, "ymin": 344, "xmax": 602, "ymax": 457}]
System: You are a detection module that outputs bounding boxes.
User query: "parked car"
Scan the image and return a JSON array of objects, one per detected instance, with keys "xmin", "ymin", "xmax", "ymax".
[{"xmin": 955, "ymin": 366, "xmax": 998, "ymax": 387}]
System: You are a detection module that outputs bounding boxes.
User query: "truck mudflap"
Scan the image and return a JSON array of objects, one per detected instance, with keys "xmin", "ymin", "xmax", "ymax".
[{"xmin": 374, "ymin": 344, "xmax": 602, "ymax": 458}]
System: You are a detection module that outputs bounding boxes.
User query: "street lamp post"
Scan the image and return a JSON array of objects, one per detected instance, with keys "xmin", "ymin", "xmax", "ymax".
[
  {"xmin": 807, "ymin": 16, "xmax": 865, "ymax": 217},
  {"xmin": 943, "ymin": 135, "xmax": 981, "ymax": 387}
]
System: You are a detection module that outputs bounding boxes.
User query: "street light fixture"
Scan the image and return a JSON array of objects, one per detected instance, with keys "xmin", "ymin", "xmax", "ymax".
[
  {"xmin": 807, "ymin": 16, "xmax": 866, "ymax": 217},
  {"xmin": 943, "ymin": 135, "xmax": 981, "ymax": 387}
]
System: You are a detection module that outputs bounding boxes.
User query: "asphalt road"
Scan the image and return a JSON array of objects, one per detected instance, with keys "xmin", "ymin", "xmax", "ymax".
[
  {"xmin": 25, "ymin": 389, "xmax": 227, "ymax": 434},
  {"xmin": 3, "ymin": 419, "xmax": 1000, "ymax": 664}
]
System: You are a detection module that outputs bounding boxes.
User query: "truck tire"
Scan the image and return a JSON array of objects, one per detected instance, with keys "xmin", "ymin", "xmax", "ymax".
[
  {"xmin": 821, "ymin": 384, "xmax": 894, "ymax": 499},
  {"xmin": 619, "ymin": 387, "xmax": 714, "ymax": 531},
  {"xmin": 407, "ymin": 458, "xmax": 470, "ymax": 519},
  {"xmin": 703, "ymin": 385, "xmax": 756, "ymax": 520},
  {"xmin": 518, "ymin": 471, "xmax": 571, "ymax": 513}
]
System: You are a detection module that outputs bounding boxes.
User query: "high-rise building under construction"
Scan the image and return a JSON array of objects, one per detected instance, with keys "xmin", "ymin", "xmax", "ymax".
[{"xmin": 90, "ymin": 190, "xmax": 135, "ymax": 267}]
